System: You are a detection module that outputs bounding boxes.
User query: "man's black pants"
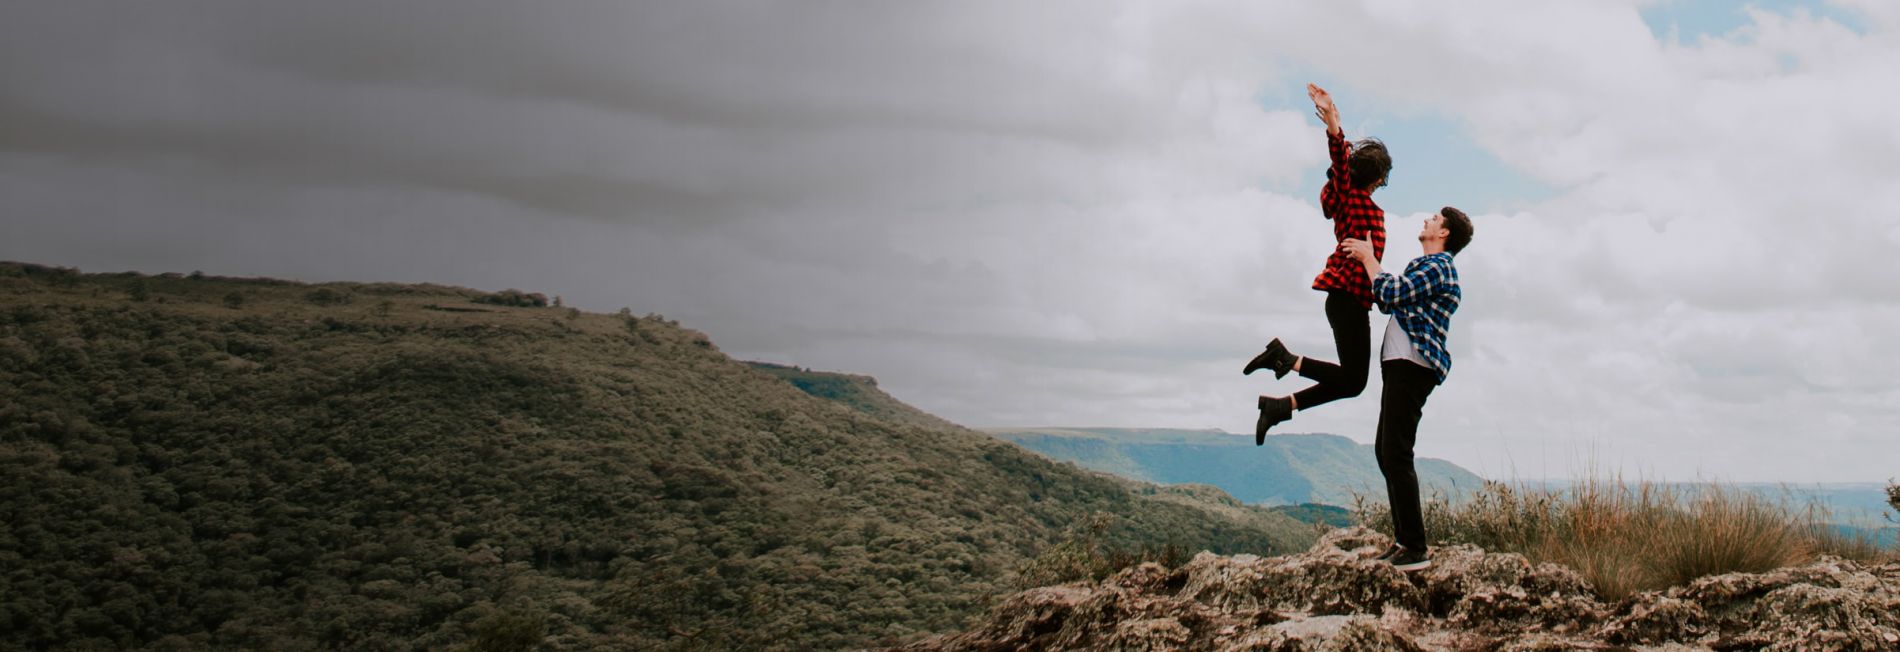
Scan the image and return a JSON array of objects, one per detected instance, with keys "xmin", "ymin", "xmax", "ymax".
[
  {"xmin": 1377, "ymin": 359, "xmax": 1439, "ymax": 553},
  {"xmin": 1293, "ymin": 291, "xmax": 1370, "ymax": 411}
]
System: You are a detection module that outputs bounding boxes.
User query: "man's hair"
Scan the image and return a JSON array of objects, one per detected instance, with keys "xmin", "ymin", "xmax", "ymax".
[
  {"xmin": 1442, "ymin": 206, "xmax": 1474, "ymax": 255},
  {"xmin": 1349, "ymin": 138, "xmax": 1391, "ymax": 191}
]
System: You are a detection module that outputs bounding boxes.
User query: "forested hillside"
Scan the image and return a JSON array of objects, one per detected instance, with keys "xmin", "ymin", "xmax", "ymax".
[{"xmin": 0, "ymin": 262, "xmax": 1311, "ymax": 651}]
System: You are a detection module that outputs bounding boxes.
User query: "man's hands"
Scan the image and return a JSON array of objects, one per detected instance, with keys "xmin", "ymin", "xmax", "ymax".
[
  {"xmin": 1308, "ymin": 83, "xmax": 1341, "ymax": 136},
  {"xmin": 1341, "ymin": 238, "xmax": 1380, "ymax": 278}
]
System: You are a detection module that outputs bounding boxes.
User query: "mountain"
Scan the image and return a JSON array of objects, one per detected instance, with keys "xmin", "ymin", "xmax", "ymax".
[
  {"xmin": 988, "ymin": 427, "xmax": 1486, "ymax": 508},
  {"xmin": 0, "ymin": 262, "xmax": 1312, "ymax": 651}
]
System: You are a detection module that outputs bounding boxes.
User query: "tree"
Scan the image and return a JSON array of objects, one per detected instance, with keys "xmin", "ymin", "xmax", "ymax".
[{"xmin": 1886, "ymin": 480, "xmax": 1898, "ymax": 522}]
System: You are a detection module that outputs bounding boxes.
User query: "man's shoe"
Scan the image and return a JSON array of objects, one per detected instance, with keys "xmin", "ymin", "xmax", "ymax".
[
  {"xmin": 1390, "ymin": 547, "xmax": 1431, "ymax": 572},
  {"xmin": 1255, "ymin": 395, "xmax": 1293, "ymax": 445},
  {"xmin": 1243, "ymin": 339, "xmax": 1296, "ymax": 379},
  {"xmin": 1373, "ymin": 544, "xmax": 1402, "ymax": 562}
]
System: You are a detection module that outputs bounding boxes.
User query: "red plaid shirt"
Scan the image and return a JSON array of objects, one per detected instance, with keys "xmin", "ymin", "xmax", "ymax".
[{"xmin": 1311, "ymin": 129, "xmax": 1386, "ymax": 310}]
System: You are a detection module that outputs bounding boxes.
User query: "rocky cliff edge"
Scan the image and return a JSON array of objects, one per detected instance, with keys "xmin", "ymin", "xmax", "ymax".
[{"xmin": 897, "ymin": 527, "xmax": 1900, "ymax": 651}]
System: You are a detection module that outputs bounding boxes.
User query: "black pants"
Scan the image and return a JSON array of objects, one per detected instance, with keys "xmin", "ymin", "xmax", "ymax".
[
  {"xmin": 1377, "ymin": 359, "xmax": 1439, "ymax": 552},
  {"xmin": 1293, "ymin": 291, "xmax": 1370, "ymax": 411}
]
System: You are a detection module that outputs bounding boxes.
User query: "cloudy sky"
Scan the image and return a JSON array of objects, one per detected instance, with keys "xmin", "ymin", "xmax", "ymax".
[{"xmin": 4, "ymin": 1, "xmax": 1897, "ymax": 483}]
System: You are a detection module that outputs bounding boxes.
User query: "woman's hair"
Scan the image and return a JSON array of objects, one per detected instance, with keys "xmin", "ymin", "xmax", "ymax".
[
  {"xmin": 1349, "ymin": 138, "xmax": 1391, "ymax": 191},
  {"xmin": 1442, "ymin": 206, "xmax": 1474, "ymax": 255}
]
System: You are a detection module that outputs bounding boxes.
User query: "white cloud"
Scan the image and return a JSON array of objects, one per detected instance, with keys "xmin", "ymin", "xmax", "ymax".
[{"xmin": 1, "ymin": 1, "xmax": 1895, "ymax": 483}]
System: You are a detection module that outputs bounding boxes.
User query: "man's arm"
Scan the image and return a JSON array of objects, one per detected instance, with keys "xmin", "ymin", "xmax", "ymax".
[
  {"xmin": 1341, "ymin": 238, "xmax": 1381, "ymax": 278},
  {"xmin": 1343, "ymin": 239, "xmax": 1447, "ymax": 309},
  {"xmin": 1371, "ymin": 258, "xmax": 1452, "ymax": 310}
]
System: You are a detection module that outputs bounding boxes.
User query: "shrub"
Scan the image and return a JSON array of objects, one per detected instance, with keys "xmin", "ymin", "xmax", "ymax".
[
  {"xmin": 1014, "ymin": 512, "xmax": 1189, "ymax": 589},
  {"xmin": 1356, "ymin": 478, "xmax": 1881, "ymax": 601},
  {"xmin": 472, "ymin": 290, "xmax": 547, "ymax": 308},
  {"xmin": 305, "ymin": 288, "xmax": 352, "ymax": 306},
  {"xmin": 222, "ymin": 292, "xmax": 246, "ymax": 309},
  {"xmin": 1888, "ymin": 480, "xmax": 1899, "ymax": 519}
]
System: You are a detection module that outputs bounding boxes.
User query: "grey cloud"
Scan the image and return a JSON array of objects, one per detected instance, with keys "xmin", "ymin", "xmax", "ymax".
[{"xmin": 3, "ymin": 1, "xmax": 1897, "ymax": 482}]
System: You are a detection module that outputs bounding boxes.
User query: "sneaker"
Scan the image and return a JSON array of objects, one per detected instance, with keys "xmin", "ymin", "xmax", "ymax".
[
  {"xmin": 1372, "ymin": 544, "xmax": 1402, "ymax": 562},
  {"xmin": 1390, "ymin": 547, "xmax": 1431, "ymax": 572},
  {"xmin": 1242, "ymin": 339, "xmax": 1297, "ymax": 379},
  {"xmin": 1255, "ymin": 395, "xmax": 1293, "ymax": 445}
]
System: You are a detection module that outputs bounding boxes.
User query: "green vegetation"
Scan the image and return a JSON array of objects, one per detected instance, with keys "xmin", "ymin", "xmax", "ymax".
[
  {"xmin": 0, "ymin": 262, "xmax": 1311, "ymax": 651},
  {"xmin": 1009, "ymin": 512, "xmax": 1188, "ymax": 590},
  {"xmin": 988, "ymin": 427, "xmax": 1484, "ymax": 506},
  {"xmin": 1267, "ymin": 503, "xmax": 1355, "ymax": 529},
  {"xmin": 745, "ymin": 362, "xmax": 961, "ymax": 432},
  {"xmin": 472, "ymin": 289, "xmax": 549, "ymax": 308},
  {"xmin": 1355, "ymin": 478, "xmax": 1895, "ymax": 601},
  {"xmin": 1889, "ymin": 480, "xmax": 1899, "ymax": 517}
]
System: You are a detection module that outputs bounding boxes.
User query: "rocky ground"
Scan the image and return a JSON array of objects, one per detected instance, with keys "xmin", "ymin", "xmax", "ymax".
[{"xmin": 896, "ymin": 528, "xmax": 1900, "ymax": 651}]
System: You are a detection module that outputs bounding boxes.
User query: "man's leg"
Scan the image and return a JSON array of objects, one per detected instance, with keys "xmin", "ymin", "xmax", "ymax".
[
  {"xmin": 1291, "ymin": 291, "xmax": 1371, "ymax": 411},
  {"xmin": 1376, "ymin": 360, "xmax": 1437, "ymax": 554}
]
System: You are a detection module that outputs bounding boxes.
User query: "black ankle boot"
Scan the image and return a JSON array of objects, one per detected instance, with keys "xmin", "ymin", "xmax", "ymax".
[
  {"xmin": 1255, "ymin": 395, "xmax": 1293, "ymax": 445},
  {"xmin": 1243, "ymin": 339, "xmax": 1297, "ymax": 379}
]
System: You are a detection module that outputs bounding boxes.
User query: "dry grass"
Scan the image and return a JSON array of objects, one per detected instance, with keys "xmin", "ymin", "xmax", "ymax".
[{"xmin": 1357, "ymin": 476, "xmax": 1892, "ymax": 601}]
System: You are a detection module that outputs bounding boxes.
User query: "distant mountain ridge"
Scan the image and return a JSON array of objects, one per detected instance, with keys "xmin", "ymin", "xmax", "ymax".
[{"xmin": 987, "ymin": 427, "xmax": 1486, "ymax": 507}]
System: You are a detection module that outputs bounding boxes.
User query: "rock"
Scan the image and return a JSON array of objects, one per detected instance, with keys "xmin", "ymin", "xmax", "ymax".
[
  {"xmin": 1414, "ymin": 544, "xmax": 1605, "ymax": 633},
  {"xmin": 1218, "ymin": 614, "xmax": 1422, "ymax": 652},
  {"xmin": 1606, "ymin": 556, "xmax": 1900, "ymax": 649},
  {"xmin": 900, "ymin": 584, "xmax": 1091, "ymax": 651},
  {"xmin": 896, "ymin": 531, "xmax": 1900, "ymax": 652},
  {"xmin": 1109, "ymin": 562, "xmax": 1177, "ymax": 593},
  {"xmin": 1601, "ymin": 594, "xmax": 1709, "ymax": 645},
  {"xmin": 1312, "ymin": 526, "xmax": 1391, "ymax": 557},
  {"xmin": 1176, "ymin": 535, "xmax": 1426, "ymax": 616},
  {"xmin": 1100, "ymin": 617, "xmax": 1192, "ymax": 651},
  {"xmin": 1738, "ymin": 583, "xmax": 1900, "ymax": 651}
]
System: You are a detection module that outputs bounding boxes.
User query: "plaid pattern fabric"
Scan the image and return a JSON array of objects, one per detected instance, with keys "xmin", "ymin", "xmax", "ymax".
[
  {"xmin": 1373, "ymin": 252, "xmax": 1461, "ymax": 383},
  {"xmin": 1311, "ymin": 129, "xmax": 1387, "ymax": 310}
]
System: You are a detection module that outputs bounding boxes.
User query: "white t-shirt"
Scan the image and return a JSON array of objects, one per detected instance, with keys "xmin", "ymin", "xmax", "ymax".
[{"xmin": 1381, "ymin": 315, "xmax": 1433, "ymax": 369}]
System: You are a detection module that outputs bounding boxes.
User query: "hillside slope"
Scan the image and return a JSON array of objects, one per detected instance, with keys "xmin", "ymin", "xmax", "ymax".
[
  {"xmin": 744, "ymin": 362, "xmax": 962, "ymax": 432},
  {"xmin": 990, "ymin": 427, "xmax": 1485, "ymax": 507},
  {"xmin": 0, "ymin": 262, "xmax": 1311, "ymax": 651}
]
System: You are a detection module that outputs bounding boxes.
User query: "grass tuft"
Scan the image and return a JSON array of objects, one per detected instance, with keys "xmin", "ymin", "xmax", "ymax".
[{"xmin": 1357, "ymin": 476, "xmax": 1892, "ymax": 601}]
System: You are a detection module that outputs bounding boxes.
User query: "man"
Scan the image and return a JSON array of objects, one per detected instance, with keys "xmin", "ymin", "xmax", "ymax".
[
  {"xmin": 1342, "ymin": 207, "xmax": 1473, "ymax": 572},
  {"xmin": 1243, "ymin": 83, "xmax": 1389, "ymax": 444}
]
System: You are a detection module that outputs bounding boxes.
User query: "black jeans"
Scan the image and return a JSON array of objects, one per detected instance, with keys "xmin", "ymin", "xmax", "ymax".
[
  {"xmin": 1377, "ymin": 359, "xmax": 1439, "ymax": 552},
  {"xmin": 1292, "ymin": 291, "xmax": 1371, "ymax": 411}
]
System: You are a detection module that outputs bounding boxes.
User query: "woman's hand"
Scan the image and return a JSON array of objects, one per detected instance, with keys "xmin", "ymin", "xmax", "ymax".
[{"xmin": 1308, "ymin": 83, "xmax": 1341, "ymax": 135}]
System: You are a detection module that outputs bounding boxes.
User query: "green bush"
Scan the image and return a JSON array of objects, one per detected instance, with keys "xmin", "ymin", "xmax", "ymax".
[
  {"xmin": 472, "ymin": 289, "xmax": 547, "ymax": 308},
  {"xmin": 304, "ymin": 287, "xmax": 352, "ymax": 305}
]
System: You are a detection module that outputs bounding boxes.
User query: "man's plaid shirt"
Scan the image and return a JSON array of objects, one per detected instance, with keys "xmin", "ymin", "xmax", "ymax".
[
  {"xmin": 1312, "ymin": 129, "xmax": 1386, "ymax": 310},
  {"xmin": 1373, "ymin": 252, "xmax": 1461, "ymax": 383}
]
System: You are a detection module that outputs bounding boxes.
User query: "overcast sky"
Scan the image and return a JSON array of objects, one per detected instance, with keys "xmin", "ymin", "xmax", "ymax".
[{"xmin": 4, "ymin": 1, "xmax": 1897, "ymax": 483}]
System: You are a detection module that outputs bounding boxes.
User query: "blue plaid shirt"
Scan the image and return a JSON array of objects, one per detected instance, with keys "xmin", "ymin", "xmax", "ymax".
[{"xmin": 1372, "ymin": 252, "xmax": 1460, "ymax": 383}]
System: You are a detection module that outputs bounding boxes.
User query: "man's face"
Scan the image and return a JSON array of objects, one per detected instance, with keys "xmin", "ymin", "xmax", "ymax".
[{"xmin": 1420, "ymin": 213, "xmax": 1448, "ymax": 242}]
